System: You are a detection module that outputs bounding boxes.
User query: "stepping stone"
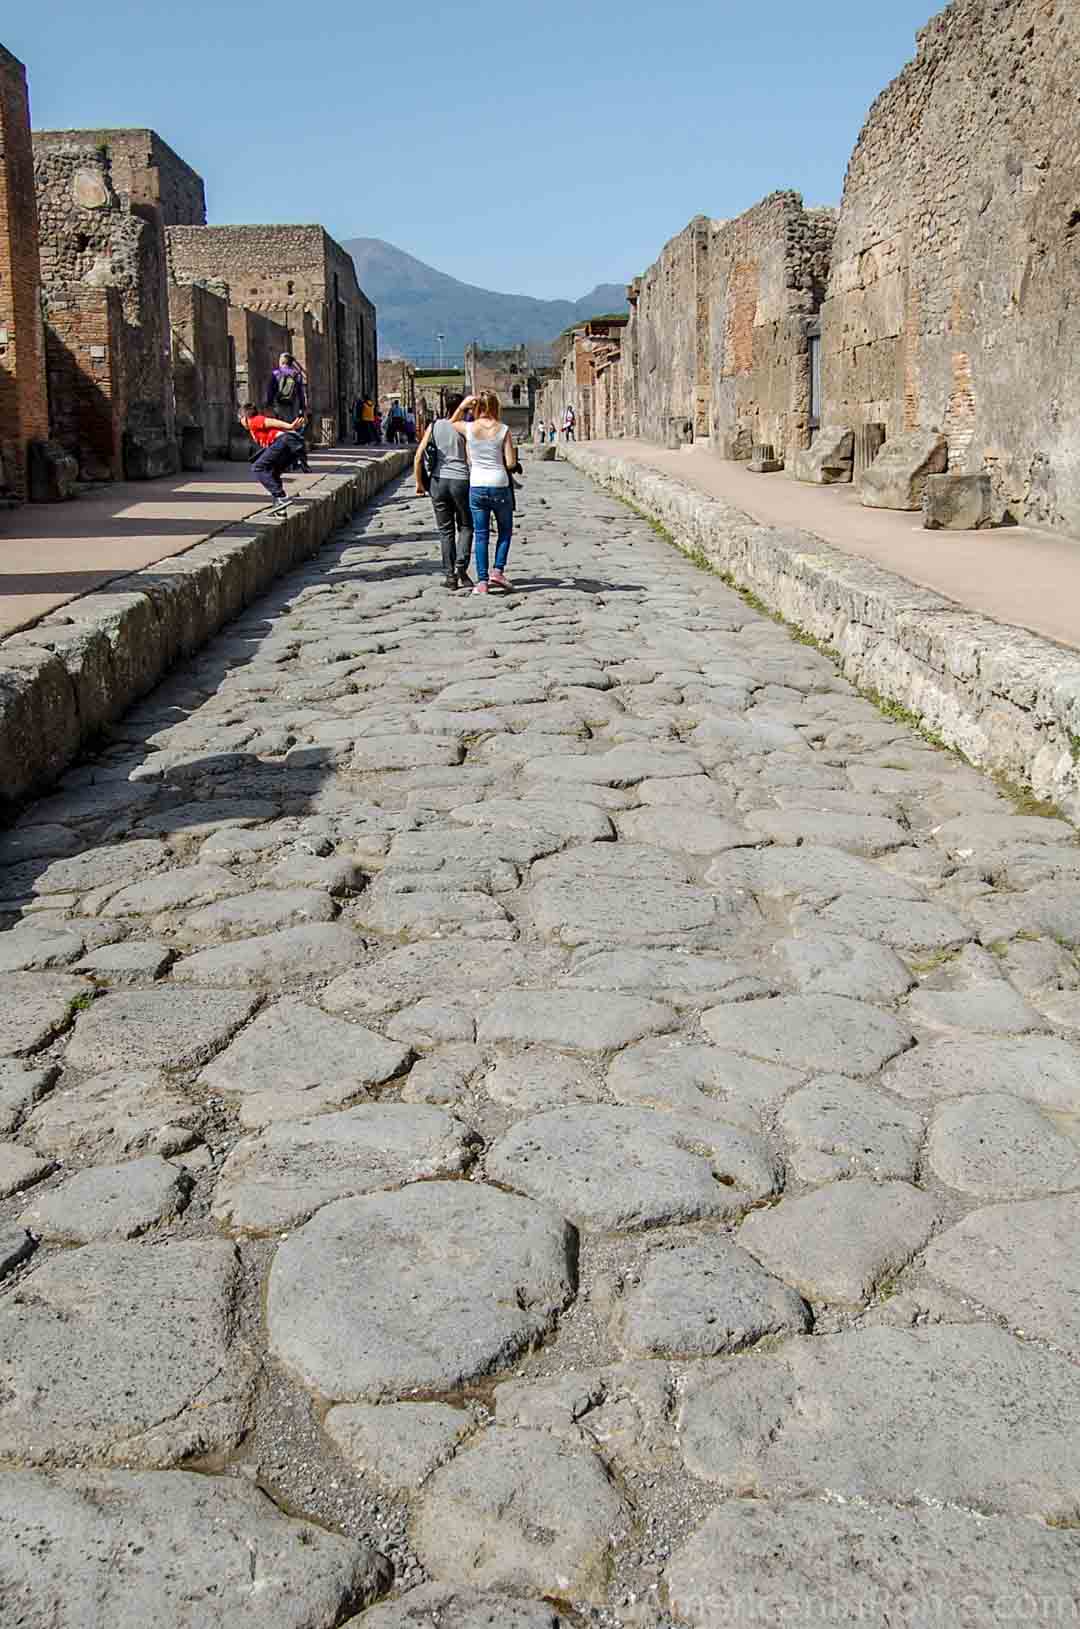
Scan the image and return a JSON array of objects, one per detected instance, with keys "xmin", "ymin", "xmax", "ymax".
[
  {"xmin": 23, "ymin": 1070, "xmax": 202, "ymax": 1160},
  {"xmin": 0, "ymin": 973, "xmax": 93, "ymax": 1058},
  {"xmin": 267, "ymin": 1182, "xmax": 575, "ymax": 1401},
  {"xmin": 0, "ymin": 1239, "xmax": 254, "ymax": 1466},
  {"xmin": 361, "ymin": 1586, "xmax": 563, "ymax": 1628},
  {"xmin": 925, "ymin": 1093, "xmax": 1080, "ymax": 1198},
  {"xmin": 563, "ymin": 948, "xmax": 771, "ymax": 1007},
  {"xmin": 615, "ymin": 807, "xmax": 757, "ymax": 854},
  {"xmin": 610, "ymin": 1237, "xmax": 810, "ymax": 1357},
  {"xmin": 171, "ymin": 889, "xmax": 336, "ymax": 944},
  {"xmin": 0, "ymin": 920, "xmax": 85, "ymax": 973},
  {"xmin": 811, "ymin": 893, "xmax": 971, "ymax": 950},
  {"xmin": 924, "ymin": 1194, "xmax": 1080, "ymax": 1357},
  {"xmin": 776, "ymin": 933, "xmax": 914, "ymax": 1001},
  {"xmin": 665, "ymin": 1499, "xmax": 1080, "ymax": 1629},
  {"xmin": 18, "ymin": 1155, "xmax": 191, "ymax": 1242},
  {"xmin": 65, "ymin": 989, "xmax": 258, "ymax": 1072},
  {"xmin": 701, "ymin": 995, "xmax": 915, "ymax": 1077},
  {"xmin": 412, "ymin": 1428, "xmax": 625, "ymax": 1605},
  {"xmin": 212, "ymin": 1103, "xmax": 477, "ymax": 1234},
  {"xmin": 738, "ymin": 1179, "xmax": 943, "ymax": 1305},
  {"xmin": 75, "ymin": 940, "xmax": 175, "ymax": 983},
  {"xmin": 199, "ymin": 998, "xmax": 410, "ymax": 1122},
  {"xmin": 0, "ymin": 1469, "xmax": 389, "ymax": 1628},
  {"xmin": 882, "ymin": 1034, "xmax": 1080, "ymax": 1109},
  {"xmin": 450, "ymin": 798, "xmax": 614, "ymax": 844},
  {"xmin": 171, "ymin": 923, "xmax": 366, "ymax": 986},
  {"xmin": 779, "ymin": 1078, "xmax": 923, "ymax": 1182},
  {"xmin": 706, "ymin": 846, "xmax": 921, "ymax": 905},
  {"xmin": 524, "ymin": 744, "xmax": 703, "ymax": 786},
  {"xmin": 0, "ymin": 1062, "xmax": 59, "ymax": 1135},
  {"xmin": 679, "ymin": 1324, "xmax": 1080, "ymax": 1518},
  {"xmin": 487, "ymin": 1106, "xmax": 778, "ymax": 1231},
  {"xmin": 476, "ymin": 991, "xmax": 675, "ymax": 1053},
  {"xmin": 744, "ymin": 809, "xmax": 908, "ymax": 856},
  {"xmin": 484, "ymin": 1048, "xmax": 602, "ymax": 1111},
  {"xmin": 0, "ymin": 1142, "xmax": 54, "ymax": 1199},
  {"xmin": 324, "ymin": 1401, "xmax": 473, "ymax": 1491},
  {"xmin": 96, "ymin": 865, "xmax": 238, "ymax": 918},
  {"xmin": 904, "ymin": 984, "xmax": 1050, "ymax": 1035},
  {"xmin": 608, "ymin": 1038, "xmax": 800, "ymax": 1128}
]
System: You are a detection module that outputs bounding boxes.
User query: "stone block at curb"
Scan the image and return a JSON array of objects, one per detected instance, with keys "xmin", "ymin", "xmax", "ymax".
[
  {"xmin": 565, "ymin": 446, "xmax": 1080, "ymax": 819},
  {"xmin": 0, "ymin": 450, "xmax": 411, "ymax": 807}
]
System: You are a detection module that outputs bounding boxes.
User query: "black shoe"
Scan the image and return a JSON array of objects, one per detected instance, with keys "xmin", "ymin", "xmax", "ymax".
[
  {"xmin": 442, "ymin": 574, "xmax": 457, "ymax": 590},
  {"xmin": 456, "ymin": 568, "xmax": 473, "ymax": 589}
]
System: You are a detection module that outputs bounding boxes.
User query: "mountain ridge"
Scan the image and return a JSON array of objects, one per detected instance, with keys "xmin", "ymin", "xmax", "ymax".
[{"xmin": 344, "ymin": 237, "xmax": 628, "ymax": 359}]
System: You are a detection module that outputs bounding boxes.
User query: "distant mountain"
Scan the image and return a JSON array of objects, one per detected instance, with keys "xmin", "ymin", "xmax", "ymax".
[{"xmin": 344, "ymin": 237, "xmax": 628, "ymax": 360}]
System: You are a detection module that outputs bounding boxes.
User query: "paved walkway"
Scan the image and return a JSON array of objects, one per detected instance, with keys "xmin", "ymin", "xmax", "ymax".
[
  {"xmin": 590, "ymin": 438, "xmax": 1080, "ymax": 652},
  {"xmin": 1, "ymin": 461, "xmax": 1079, "ymax": 1626},
  {"xmin": 0, "ymin": 445, "xmax": 395, "ymax": 639}
]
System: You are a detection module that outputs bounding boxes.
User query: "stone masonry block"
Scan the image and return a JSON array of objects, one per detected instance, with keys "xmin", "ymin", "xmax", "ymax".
[
  {"xmin": 27, "ymin": 441, "xmax": 79, "ymax": 502},
  {"xmin": 923, "ymin": 473, "xmax": 992, "ymax": 532},
  {"xmin": 789, "ymin": 426, "xmax": 853, "ymax": 485},
  {"xmin": 860, "ymin": 431, "xmax": 948, "ymax": 511}
]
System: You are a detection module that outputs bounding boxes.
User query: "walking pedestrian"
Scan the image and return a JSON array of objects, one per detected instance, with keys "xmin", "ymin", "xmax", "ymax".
[
  {"xmin": 266, "ymin": 353, "xmax": 311, "ymax": 471},
  {"xmin": 360, "ymin": 397, "xmax": 376, "ymax": 444},
  {"xmin": 240, "ymin": 403, "xmax": 306, "ymax": 518},
  {"xmin": 563, "ymin": 405, "xmax": 576, "ymax": 442},
  {"xmin": 446, "ymin": 392, "xmax": 516, "ymax": 596},
  {"xmin": 414, "ymin": 393, "xmax": 473, "ymax": 590},
  {"xmin": 547, "ymin": 420, "xmax": 556, "ymax": 445}
]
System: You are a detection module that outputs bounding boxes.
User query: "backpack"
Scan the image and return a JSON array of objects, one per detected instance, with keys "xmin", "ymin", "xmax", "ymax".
[{"xmin": 276, "ymin": 371, "xmax": 297, "ymax": 404}]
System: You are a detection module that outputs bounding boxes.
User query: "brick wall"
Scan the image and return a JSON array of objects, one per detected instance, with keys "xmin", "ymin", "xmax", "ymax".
[
  {"xmin": 228, "ymin": 304, "xmax": 292, "ymax": 415},
  {"xmin": 33, "ymin": 127, "xmax": 205, "ymax": 226},
  {"xmin": 0, "ymin": 45, "xmax": 48, "ymax": 498},
  {"xmin": 820, "ymin": 0, "xmax": 1080, "ymax": 531},
  {"xmin": 632, "ymin": 216, "xmax": 712, "ymax": 444},
  {"xmin": 170, "ymin": 281, "xmax": 233, "ymax": 456},
  {"xmin": 44, "ymin": 286, "xmax": 124, "ymax": 478}
]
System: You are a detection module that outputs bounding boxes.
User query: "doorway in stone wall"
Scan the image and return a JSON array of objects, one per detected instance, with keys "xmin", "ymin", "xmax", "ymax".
[{"xmin": 808, "ymin": 319, "xmax": 822, "ymax": 433}]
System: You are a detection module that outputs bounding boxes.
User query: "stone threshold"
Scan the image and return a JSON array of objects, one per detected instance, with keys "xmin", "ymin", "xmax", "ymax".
[
  {"xmin": 0, "ymin": 449, "xmax": 412, "ymax": 807},
  {"xmin": 566, "ymin": 445, "xmax": 1080, "ymax": 822}
]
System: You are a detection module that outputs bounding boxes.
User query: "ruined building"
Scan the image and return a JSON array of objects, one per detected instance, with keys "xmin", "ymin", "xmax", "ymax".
[
  {"xmin": 464, "ymin": 344, "xmax": 537, "ymax": 436},
  {"xmin": 536, "ymin": 319, "xmax": 628, "ymax": 442},
  {"xmin": 0, "ymin": 47, "xmax": 48, "ymax": 499}
]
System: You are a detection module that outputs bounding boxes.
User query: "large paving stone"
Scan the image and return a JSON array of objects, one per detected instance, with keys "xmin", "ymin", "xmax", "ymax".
[
  {"xmin": 0, "ymin": 972, "xmax": 93, "ymax": 1057},
  {"xmin": 608, "ymin": 1037, "xmax": 801, "ymax": 1127},
  {"xmin": 0, "ymin": 1141, "xmax": 54, "ymax": 1198},
  {"xmin": 924, "ymin": 1195, "xmax": 1080, "ymax": 1356},
  {"xmin": 324, "ymin": 1401, "xmax": 473, "ymax": 1492},
  {"xmin": 483, "ymin": 1048, "xmax": 603, "ymax": 1111},
  {"xmin": 96, "ymin": 864, "xmax": 239, "ymax": 917},
  {"xmin": 321, "ymin": 941, "xmax": 558, "ymax": 1017},
  {"xmin": 411, "ymin": 1427, "xmax": 625, "ymax": 1605},
  {"xmin": 665, "ymin": 1499, "xmax": 1080, "ymax": 1629},
  {"xmin": 18, "ymin": 1155, "xmax": 190, "ymax": 1241},
  {"xmin": 615, "ymin": 806, "xmax": 757, "ymax": 854},
  {"xmin": 450, "ymin": 797, "xmax": 614, "ymax": 844},
  {"xmin": 777, "ymin": 933, "xmax": 914, "ymax": 1002},
  {"xmin": 883, "ymin": 1034, "xmax": 1080, "ymax": 1109},
  {"xmin": 904, "ymin": 984, "xmax": 1050, "ymax": 1035},
  {"xmin": 0, "ymin": 1061, "xmax": 59, "ymax": 1134},
  {"xmin": 925, "ymin": 1093, "xmax": 1080, "ymax": 1197},
  {"xmin": 199, "ymin": 998, "xmax": 410, "ymax": 1122},
  {"xmin": 933, "ymin": 812, "xmax": 1076, "ymax": 853},
  {"xmin": 0, "ymin": 1469, "xmax": 389, "ymax": 1628},
  {"xmin": 212, "ymin": 1104, "xmax": 477, "ymax": 1234},
  {"xmin": 492, "ymin": 1361, "xmax": 678, "ymax": 1474},
  {"xmin": 610, "ymin": 1237, "xmax": 810, "ymax": 1357},
  {"xmin": 811, "ymin": 892, "xmax": 972, "ymax": 950},
  {"xmin": 0, "ymin": 918, "xmax": 86, "ymax": 972},
  {"xmin": 75, "ymin": 938, "xmax": 175, "ymax": 983},
  {"xmin": 358, "ymin": 1585, "xmax": 563, "ymax": 1628},
  {"xmin": 65, "ymin": 988, "xmax": 258, "ymax": 1072},
  {"xmin": 23, "ymin": 1069, "xmax": 202, "ymax": 1160},
  {"xmin": 353, "ymin": 735, "xmax": 463, "ymax": 771},
  {"xmin": 744, "ymin": 808, "xmax": 909, "ymax": 856},
  {"xmin": 0, "ymin": 1239, "xmax": 253, "ymax": 1466},
  {"xmin": 679, "ymin": 1324, "xmax": 1080, "ymax": 1517},
  {"xmin": 738, "ymin": 1179, "xmax": 943, "ymax": 1305},
  {"xmin": 524, "ymin": 744, "xmax": 703, "ymax": 786},
  {"xmin": 476, "ymin": 990, "xmax": 675, "ymax": 1053},
  {"xmin": 706, "ymin": 845, "xmax": 921, "ymax": 905},
  {"xmin": 562, "ymin": 947, "xmax": 771, "ymax": 1006},
  {"xmin": 357, "ymin": 885, "xmax": 512, "ymax": 941},
  {"xmin": 267, "ymin": 1181, "xmax": 576, "ymax": 1401},
  {"xmin": 171, "ymin": 888, "xmax": 337, "ymax": 943},
  {"xmin": 701, "ymin": 995, "xmax": 915, "ymax": 1076},
  {"xmin": 779, "ymin": 1077, "xmax": 923, "ymax": 1182},
  {"xmin": 487, "ymin": 1106, "xmax": 779, "ymax": 1231},
  {"xmin": 18, "ymin": 839, "xmax": 168, "ymax": 897},
  {"xmin": 171, "ymin": 923, "xmax": 366, "ymax": 986},
  {"xmin": 530, "ymin": 875, "xmax": 721, "ymax": 946}
]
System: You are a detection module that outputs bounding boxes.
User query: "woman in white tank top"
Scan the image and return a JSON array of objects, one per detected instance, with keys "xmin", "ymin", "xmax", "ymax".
[{"xmin": 446, "ymin": 392, "xmax": 517, "ymax": 594}]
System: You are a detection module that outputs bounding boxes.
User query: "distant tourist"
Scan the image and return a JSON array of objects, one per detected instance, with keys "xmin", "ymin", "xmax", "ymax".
[
  {"xmin": 240, "ymin": 403, "xmax": 306, "ymax": 518},
  {"xmin": 385, "ymin": 401, "xmax": 406, "ymax": 445},
  {"xmin": 548, "ymin": 420, "xmax": 556, "ymax": 444},
  {"xmin": 405, "ymin": 410, "xmax": 416, "ymax": 442},
  {"xmin": 355, "ymin": 396, "xmax": 376, "ymax": 445},
  {"xmin": 563, "ymin": 405, "xmax": 576, "ymax": 442},
  {"xmin": 373, "ymin": 406, "xmax": 383, "ymax": 443},
  {"xmin": 414, "ymin": 392, "xmax": 473, "ymax": 590},
  {"xmin": 267, "ymin": 353, "xmax": 310, "ymax": 471},
  {"xmin": 447, "ymin": 391, "xmax": 516, "ymax": 595}
]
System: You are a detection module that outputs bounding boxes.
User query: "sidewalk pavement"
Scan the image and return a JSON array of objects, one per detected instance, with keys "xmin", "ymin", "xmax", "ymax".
[
  {"xmin": 588, "ymin": 440, "xmax": 1080, "ymax": 654},
  {"xmin": 0, "ymin": 445, "xmax": 402, "ymax": 640}
]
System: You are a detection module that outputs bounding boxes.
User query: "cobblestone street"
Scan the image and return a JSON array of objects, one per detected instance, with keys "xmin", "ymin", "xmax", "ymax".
[{"xmin": 2, "ymin": 457, "xmax": 1080, "ymax": 1625}]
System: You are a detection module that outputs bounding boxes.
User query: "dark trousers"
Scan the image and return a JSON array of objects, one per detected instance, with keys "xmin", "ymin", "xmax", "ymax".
[
  {"xmin": 431, "ymin": 477, "xmax": 474, "ymax": 574},
  {"xmin": 251, "ymin": 433, "xmax": 304, "ymax": 502}
]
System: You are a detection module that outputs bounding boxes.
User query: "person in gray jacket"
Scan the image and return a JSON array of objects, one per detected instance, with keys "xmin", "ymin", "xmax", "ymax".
[{"xmin": 414, "ymin": 394, "xmax": 474, "ymax": 589}]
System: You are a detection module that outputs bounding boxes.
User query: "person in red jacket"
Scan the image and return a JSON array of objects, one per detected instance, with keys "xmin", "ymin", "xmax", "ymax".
[{"xmin": 240, "ymin": 404, "xmax": 305, "ymax": 517}]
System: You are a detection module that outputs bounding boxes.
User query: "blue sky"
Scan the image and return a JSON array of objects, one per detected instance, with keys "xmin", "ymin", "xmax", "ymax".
[{"xmin": 11, "ymin": 0, "xmax": 935, "ymax": 299}]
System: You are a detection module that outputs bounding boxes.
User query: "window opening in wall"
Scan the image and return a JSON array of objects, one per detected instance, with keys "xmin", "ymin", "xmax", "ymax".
[
  {"xmin": 512, "ymin": 384, "xmax": 521, "ymax": 404},
  {"xmin": 287, "ymin": 281, "xmax": 294, "ymax": 296}
]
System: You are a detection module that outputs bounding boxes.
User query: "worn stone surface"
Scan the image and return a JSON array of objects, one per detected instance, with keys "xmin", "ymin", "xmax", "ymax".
[
  {"xmin": 0, "ymin": 973, "xmax": 92, "ymax": 1057},
  {"xmin": 476, "ymin": 991, "xmax": 676, "ymax": 1053},
  {"xmin": 610, "ymin": 1237, "xmax": 810, "ymax": 1357},
  {"xmin": 64, "ymin": 988, "xmax": 257, "ymax": 1072},
  {"xmin": 0, "ymin": 1062, "xmax": 59, "ymax": 1135},
  {"xmin": 0, "ymin": 1141, "xmax": 54, "ymax": 1199},
  {"xmin": 18, "ymin": 1155, "xmax": 191, "ymax": 1241},
  {"xmin": 608, "ymin": 1037, "xmax": 800, "ymax": 1126},
  {"xmin": 883, "ymin": 1034, "xmax": 1080, "ymax": 1109},
  {"xmin": 925, "ymin": 1093, "xmax": 1080, "ymax": 1198},
  {"xmin": 172, "ymin": 922, "xmax": 366, "ymax": 986},
  {"xmin": 777, "ymin": 933, "xmax": 914, "ymax": 1002},
  {"xmin": 324, "ymin": 1402, "xmax": 474, "ymax": 1493},
  {"xmin": 358, "ymin": 1586, "xmax": 562, "ymax": 1628},
  {"xmin": 702, "ymin": 995, "xmax": 915, "ymax": 1076},
  {"xmin": 779, "ymin": 1077, "xmax": 923, "ymax": 1181},
  {"xmin": 484, "ymin": 1048, "xmax": 602, "ymax": 1111},
  {"xmin": 23, "ymin": 1069, "xmax": 202, "ymax": 1160}
]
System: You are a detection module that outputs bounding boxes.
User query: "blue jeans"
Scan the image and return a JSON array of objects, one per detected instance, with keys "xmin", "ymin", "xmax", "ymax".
[{"xmin": 470, "ymin": 486, "xmax": 513, "ymax": 579}]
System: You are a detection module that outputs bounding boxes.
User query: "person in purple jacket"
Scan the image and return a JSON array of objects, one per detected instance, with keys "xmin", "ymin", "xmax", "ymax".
[{"xmin": 266, "ymin": 353, "xmax": 310, "ymax": 472}]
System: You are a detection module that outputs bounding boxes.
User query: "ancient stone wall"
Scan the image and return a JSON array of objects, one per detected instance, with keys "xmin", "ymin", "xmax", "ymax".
[
  {"xmin": 709, "ymin": 192, "xmax": 834, "ymax": 460},
  {"xmin": 227, "ymin": 304, "xmax": 292, "ymax": 414},
  {"xmin": 378, "ymin": 358, "xmax": 416, "ymax": 417},
  {"xmin": 0, "ymin": 45, "xmax": 48, "ymax": 498},
  {"xmin": 820, "ymin": 0, "xmax": 1080, "ymax": 531},
  {"xmin": 34, "ymin": 127, "xmax": 205, "ymax": 226},
  {"xmin": 170, "ymin": 281, "xmax": 233, "ymax": 456},
  {"xmin": 633, "ymin": 216, "xmax": 712, "ymax": 445},
  {"xmin": 44, "ymin": 286, "xmax": 124, "ymax": 479}
]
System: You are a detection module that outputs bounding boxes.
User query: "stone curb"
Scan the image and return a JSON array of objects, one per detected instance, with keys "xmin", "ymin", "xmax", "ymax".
[
  {"xmin": 566, "ymin": 446, "xmax": 1080, "ymax": 821},
  {"xmin": 0, "ymin": 450, "xmax": 412, "ymax": 807}
]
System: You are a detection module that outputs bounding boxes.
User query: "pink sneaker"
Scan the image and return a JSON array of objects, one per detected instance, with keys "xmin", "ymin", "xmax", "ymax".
[
  {"xmin": 472, "ymin": 580, "xmax": 488, "ymax": 595},
  {"xmin": 489, "ymin": 568, "xmax": 512, "ymax": 590}
]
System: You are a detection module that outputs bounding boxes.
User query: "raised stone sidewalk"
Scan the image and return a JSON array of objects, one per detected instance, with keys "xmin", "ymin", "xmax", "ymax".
[
  {"xmin": 569, "ymin": 443, "xmax": 1080, "ymax": 819},
  {"xmin": 0, "ymin": 448, "xmax": 411, "ymax": 805}
]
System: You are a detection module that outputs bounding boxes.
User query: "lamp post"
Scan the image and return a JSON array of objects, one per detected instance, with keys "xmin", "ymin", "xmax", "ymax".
[{"xmin": 436, "ymin": 333, "xmax": 445, "ymax": 371}]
